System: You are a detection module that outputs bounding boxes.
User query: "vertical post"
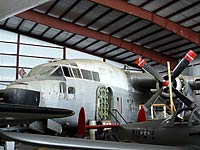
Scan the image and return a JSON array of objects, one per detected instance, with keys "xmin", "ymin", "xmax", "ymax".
[
  {"xmin": 16, "ymin": 33, "xmax": 20, "ymax": 79},
  {"xmin": 63, "ymin": 46, "xmax": 66, "ymax": 60},
  {"xmin": 163, "ymin": 105, "xmax": 167, "ymax": 118},
  {"xmin": 89, "ymin": 120, "xmax": 97, "ymax": 140},
  {"xmin": 167, "ymin": 61, "xmax": 176, "ymax": 114},
  {"xmin": 150, "ymin": 105, "xmax": 154, "ymax": 120},
  {"xmin": 120, "ymin": 97, "xmax": 122, "ymax": 114},
  {"xmin": 5, "ymin": 141, "xmax": 15, "ymax": 150}
]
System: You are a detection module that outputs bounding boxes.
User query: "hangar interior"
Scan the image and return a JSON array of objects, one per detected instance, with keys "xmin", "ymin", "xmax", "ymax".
[
  {"xmin": 0, "ymin": 29, "xmax": 106, "ymax": 90},
  {"xmin": 1, "ymin": 0, "xmax": 200, "ymax": 149},
  {"xmin": 1, "ymin": 0, "xmax": 200, "ymax": 88}
]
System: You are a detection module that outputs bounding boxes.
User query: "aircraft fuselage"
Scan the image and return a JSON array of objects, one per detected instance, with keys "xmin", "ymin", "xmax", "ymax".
[{"xmin": 4, "ymin": 59, "xmax": 145, "ymax": 126}]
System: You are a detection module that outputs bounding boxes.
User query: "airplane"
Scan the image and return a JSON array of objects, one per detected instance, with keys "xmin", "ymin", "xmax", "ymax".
[
  {"xmin": 0, "ymin": 104, "xmax": 198, "ymax": 150},
  {"xmin": 0, "ymin": 1, "xmax": 199, "ymax": 149},
  {"xmin": 110, "ymin": 106, "xmax": 200, "ymax": 148},
  {"xmin": 2, "ymin": 58, "xmax": 145, "ymax": 134},
  {"xmin": 103, "ymin": 50, "xmax": 200, "ymax": 148},
  {"xmin": 0, "ymin": 50, "xmax": 199, "ymax": 132},
  {"xmin": 0, "ymin": 104, "xmax": 194, "ymax": 150},
  {"xmin": 0, "ymin": 106, "xmax": 199, "ymax": 150},
  {"xmin": 0, "ymin": 132, "xmax": 194, "ymax": 150},
  {"xmin": 0, "ymin": 50, "xmax": 199, "ymax": 149}
]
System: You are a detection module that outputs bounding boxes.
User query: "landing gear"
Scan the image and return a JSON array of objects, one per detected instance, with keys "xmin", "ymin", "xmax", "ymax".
[
  {"xmin": 77, "ymin": 107, "xmax": 120, "ymax": 140},
  {"xmin": 95, "ymin": 128, "xmax": 120, "ymax": 142},
  {"xmin": 61, "ymin": 125, "xmax": 77, "ymax": 137}
]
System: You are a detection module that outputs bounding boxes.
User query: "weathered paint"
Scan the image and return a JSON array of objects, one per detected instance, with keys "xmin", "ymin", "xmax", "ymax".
[{"xmin": 5, "ymin": 59, "xmax": 147, "ymax": 126}]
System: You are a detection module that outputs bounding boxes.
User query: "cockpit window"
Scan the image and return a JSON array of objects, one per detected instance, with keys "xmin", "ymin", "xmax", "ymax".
[
  {"xmin": 51, "ymin": 66, "xmax": 63, "ymax": 76},
  {"xmin": 92, "ymin": 71, "xmax": 100, "ymax": 82},
  {"xmin": 39, "ymin": 66, "xmax": 57, "ymax": 75},
  {"xmin": 72, "ymin": 68, "xmax": 82, "ymax": 78},
  {"xmin": 63, "ymin": 66, "xmax": 73, "ymax": 77},
  {"xmin": 81, "ymin": 69, "xmax": 92, "ymax": 80},
  {"xmin": 27, "ymin": 65, "xmax": 42, "ymax": 77}
]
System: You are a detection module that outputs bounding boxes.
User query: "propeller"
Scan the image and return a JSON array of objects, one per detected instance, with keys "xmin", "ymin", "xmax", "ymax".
[
  {"xmin": 172, "ymin": 87, "xmax": 193, "ymax": 107},
  {"xmin": 135, "ymin": 57, "xmax": 163, "ymax": 83},
  {"xmin": 171, "ymin": 50, "xmax": 197, "ymax": 80},
  {"xmin": 143, "ymin": 88, "xmax": 163, "ymax": 112},
  {"xmin": 135, "ymin": 50, "xmax": 197, "ymax": 112}
]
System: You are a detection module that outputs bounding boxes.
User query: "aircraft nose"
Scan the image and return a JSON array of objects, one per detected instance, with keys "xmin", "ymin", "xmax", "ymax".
[{"xmin": 4, "ymin": 88, "xmax": 40, "ymax": 106}]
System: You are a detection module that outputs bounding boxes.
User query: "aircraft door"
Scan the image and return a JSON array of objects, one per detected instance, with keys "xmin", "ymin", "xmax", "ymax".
[
  {"xmin": 61, "ymin": 65, "xmax": 76, "ymax": 101},
  {"xmin": 59, "ymin": 82, "xmax": 66, "ymax": 100},
  {"xmin": 96, "ymin": 86, "xmax": 113, "ymax": 121},
  {"xmin": 58, "ymin": 82, "xmax": 75, "ymax": 101}
]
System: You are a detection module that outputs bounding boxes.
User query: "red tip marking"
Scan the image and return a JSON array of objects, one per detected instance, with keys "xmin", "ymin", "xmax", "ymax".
[
  {"xmin": 163, "ymin": 81, "xmax": 169, "ymax": 86},
  {"xmin": 137, "ymin": 106, "xmax": 146, "ymax": 122},
  {"xmin": 184, "ymin": 50, "xmax": 197, "ymax": 62},
  {"xmin": 78, "ymin": 107, "xmax": 86, "ymax": 137},
  {"xmin": 135, "ymin": 57, "xmax": 147, "ymax": 68}
]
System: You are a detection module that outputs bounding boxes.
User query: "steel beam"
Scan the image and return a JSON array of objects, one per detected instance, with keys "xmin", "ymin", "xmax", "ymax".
[
  {"xmin": 16, "ymin": 33, "xmax": 20, "ymax": 80},
  {"xmin": 17, "ymin": 10, "xmax": 177, "ymax": 68},
  {"xmin": 91, "ymin": 0, "xmax": 200, "ymax": 46}
]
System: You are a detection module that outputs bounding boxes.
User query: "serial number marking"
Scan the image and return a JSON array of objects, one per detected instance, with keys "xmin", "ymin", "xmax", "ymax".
[{"xmin": 132, "ymin": 128, "xmax": 155, "ymax": 139}]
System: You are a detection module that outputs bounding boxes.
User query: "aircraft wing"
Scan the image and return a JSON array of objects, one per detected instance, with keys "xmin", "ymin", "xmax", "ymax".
[
  {"xmin": 0, "ymin": 132, "xmax": 191, "ymax": 150},
  {"xmin": 0, "ymin": 103, "xmax": 74, "ymax": 125}
]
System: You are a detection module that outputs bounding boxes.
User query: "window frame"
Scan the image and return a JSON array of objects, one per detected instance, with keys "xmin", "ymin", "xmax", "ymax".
[
  {"xmin": 62, "ymin": 65, "xmax": 73, "ymax": 78},
  {"xmin": 81, "ymin": 69, "xmax": 93, "ymax": 80}
]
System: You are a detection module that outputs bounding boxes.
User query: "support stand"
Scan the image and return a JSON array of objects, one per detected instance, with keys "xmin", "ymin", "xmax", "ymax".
[{"xmin": 5, "ymin": 141, "xmax": 15, "ymax": 150}]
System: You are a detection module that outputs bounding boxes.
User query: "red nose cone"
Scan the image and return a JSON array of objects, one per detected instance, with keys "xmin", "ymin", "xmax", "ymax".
[
  {"xmin": 163, "ymin": 81, "xmax": 169, "ymax": 86},
  {"xmin": 184, "ymin": 50, "xmax": 197, "ymax": 62}
]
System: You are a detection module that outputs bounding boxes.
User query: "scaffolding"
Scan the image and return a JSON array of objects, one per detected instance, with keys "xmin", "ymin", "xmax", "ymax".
[{"xmin": 139, "ymin": 104, "xmax": 167, "ymax": 120}]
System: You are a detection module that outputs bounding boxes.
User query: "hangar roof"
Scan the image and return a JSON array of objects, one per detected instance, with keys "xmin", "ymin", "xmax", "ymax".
[{"xmin": 0, "ymin": 0, "xmax": 200, "ymax": 68}]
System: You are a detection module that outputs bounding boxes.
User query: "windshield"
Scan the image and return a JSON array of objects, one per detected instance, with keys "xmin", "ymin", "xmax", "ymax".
[
  {"xmin": 38, "ymin": 66, "xmax": 57, "ymax": 75},
  {"xmin": 51, "ymin": 66, "xmax": 64, "ymax": 76},
  {"xmin": 27, "ymin": 65, "xmax": 42, "ymax": 77}
]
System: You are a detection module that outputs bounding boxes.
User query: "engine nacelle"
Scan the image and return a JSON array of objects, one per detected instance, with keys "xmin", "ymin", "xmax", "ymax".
[
  {"xmin": 129, "ymin": 72, "xmax": 156, "ymax": 89},
  {"xmin": 157, "ymin": 75, "xmax": 183, "ymax": 98}
]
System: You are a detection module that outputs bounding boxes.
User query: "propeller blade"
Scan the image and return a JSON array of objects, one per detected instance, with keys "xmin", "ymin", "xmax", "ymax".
[
  {"xmin": 172, "ymin": 87, "xmax": 193, "ymax": 107},
  {"xmin": 143, "ymin": 88, "xmax": 163, "ymax": 112},
  {"xmin": 171, "ymin": 50, "xmax": 197, "ymax": 80},
  {"xmin": 135, "ymin": 57, "xmax": 163, "ymax": 82}
]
